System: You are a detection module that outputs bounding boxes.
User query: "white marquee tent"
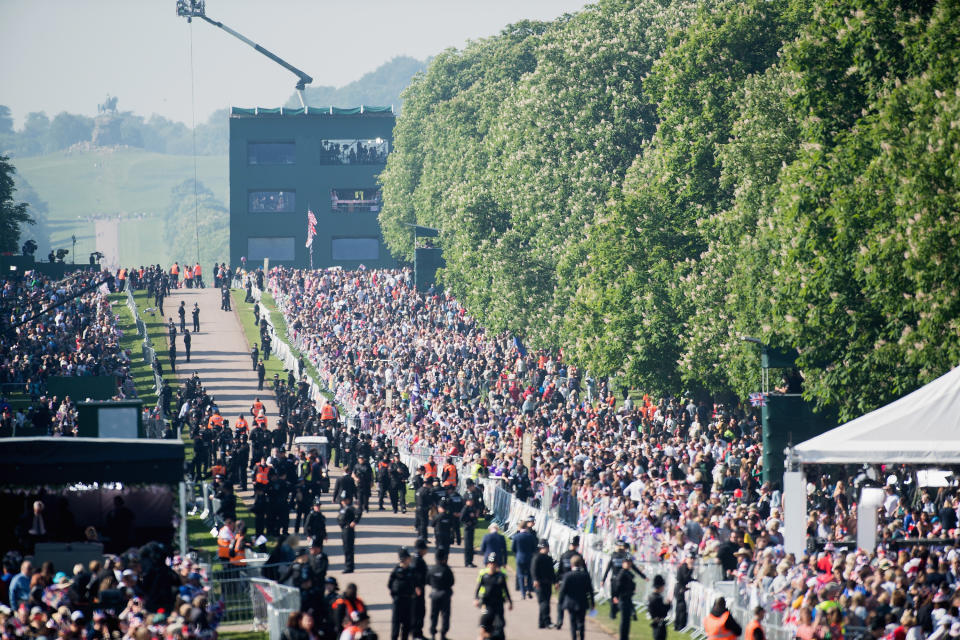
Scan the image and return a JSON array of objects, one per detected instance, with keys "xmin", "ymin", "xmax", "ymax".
[{"xmin": 792, "ymin": 364, "xmax": 960, "ymax": 465}]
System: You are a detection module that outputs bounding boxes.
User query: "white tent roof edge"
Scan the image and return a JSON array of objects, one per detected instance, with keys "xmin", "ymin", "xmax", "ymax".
[{"xmin": 793, "ymin": 364, "xmax": 960, "ymax": 465}]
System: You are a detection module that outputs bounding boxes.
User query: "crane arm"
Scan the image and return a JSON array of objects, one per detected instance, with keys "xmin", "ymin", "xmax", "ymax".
[{"xmin": 177, "ymin": 0, "xmax": 313, "ymax": 103}]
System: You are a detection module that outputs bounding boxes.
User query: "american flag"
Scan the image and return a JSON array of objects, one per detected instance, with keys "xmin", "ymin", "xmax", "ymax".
[
  {"xmin": 305, "ymin": 209, "xmax": 317, "ymax": 248},
  {"xmin": 749, "ymin": 392, "xmax": 767, "ymax": 407}
]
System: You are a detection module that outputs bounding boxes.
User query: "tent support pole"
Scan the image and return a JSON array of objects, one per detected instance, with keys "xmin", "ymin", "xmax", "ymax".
[{"xmin": 178, "ymin": 482, "xmax": 188, "ymax": 555}]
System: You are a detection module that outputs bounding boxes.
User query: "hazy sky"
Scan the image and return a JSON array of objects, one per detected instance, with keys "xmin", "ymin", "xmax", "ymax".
[{"xmin": 0, "ymin": 0, "xmax": 590, "ymax": 128}]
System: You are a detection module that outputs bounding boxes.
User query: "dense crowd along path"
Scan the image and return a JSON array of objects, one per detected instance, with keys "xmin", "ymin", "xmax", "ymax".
[{"xmin": 164, "ymin": 287, "xmax": 607, "ymax": 640}]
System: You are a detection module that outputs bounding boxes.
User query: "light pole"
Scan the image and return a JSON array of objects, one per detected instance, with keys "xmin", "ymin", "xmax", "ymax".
[{"xmin": 71, "ymin": 235, "xmax": 76, "ymax": 264}]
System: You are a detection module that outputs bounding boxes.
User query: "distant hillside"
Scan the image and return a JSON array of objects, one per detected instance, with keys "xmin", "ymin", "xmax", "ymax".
[
  {"xmin": 14, "ymin": 148, "xmax": 226, "ymax": 267},
  {"xmin": 287, "ymin": 56, "xmax": 427, "ymax": 110}
]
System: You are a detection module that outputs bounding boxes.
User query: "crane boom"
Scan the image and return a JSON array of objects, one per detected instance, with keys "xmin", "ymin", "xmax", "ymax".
[{"xmin": 176, "ymin": 0, "xmax": 313, "ymax": 106}]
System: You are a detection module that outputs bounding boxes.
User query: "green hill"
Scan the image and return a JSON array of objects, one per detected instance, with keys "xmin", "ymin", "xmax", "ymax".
[{"xmin": 15, "ymin": 147, "xmax": 226, "ymax": 267}]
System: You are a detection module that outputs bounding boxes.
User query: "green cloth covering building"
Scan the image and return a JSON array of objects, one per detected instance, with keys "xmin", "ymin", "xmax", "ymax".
[{"xmin": 229, "ymin": 106, "xmax": 399, "ymax": 269}]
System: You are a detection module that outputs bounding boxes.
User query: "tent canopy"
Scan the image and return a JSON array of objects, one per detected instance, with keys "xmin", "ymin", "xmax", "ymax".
[
  {"xmin": 0, "ymin": 437, "xmax": 184, "ymax": 486},
  {"xmin": 794, "ymin": 365, "xmax": 960, "ymax": 464}
]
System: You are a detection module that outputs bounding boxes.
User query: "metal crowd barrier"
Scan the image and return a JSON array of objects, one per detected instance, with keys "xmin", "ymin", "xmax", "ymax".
[
  {"xmin": 125, "ymin": 287, "xmax": 165, "ymax": 426},
  {"xmin": 251, "ymin": 578, "xmax": 301, "ymax": 640}
]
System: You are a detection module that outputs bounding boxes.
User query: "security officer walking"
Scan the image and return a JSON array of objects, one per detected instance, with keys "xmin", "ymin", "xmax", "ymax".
[
  {"xmin": 648, "ymin": 575, "xmax": 672, "ymax": 640},
  {"xmin": 474, "ymin": 554, "xmax": 513, "ymax": 639},
  {"xmin": 612, "ymin": 555, "xmax": 639, "ymax": 640},
  {"xmin": 554, "ymin": 535, "xmax": 579, "ymax": 630},
  {"xmin": 415, "ymin": 481, "xmax": 434, "ymax": 542},
  {"xmin": 532, "ymin": 539, "xmax": 556, "ymax": 628},
  {"xmin": 389, "ymin": 547, "xmax": 416, "ymax": 640},
  {"xmin": 427, "ymin": 548, "xmax": 455, "ymax": 640},
  {"xmin": 460, "ymin": 495, "xmax": 479, "ymax": 567},
  {"xmin": 304, "ymin": 498, "xmax": 327, "ymax": 550},
  {"xmin": 354, "ymin": 453, "xmax": 374, "ymax": 513},
  {"xmin": 337, "ymin": 493, "xmax": 358, "ymax": 573},
  {"xmin": 558, "ymin": 555, "xmax": 594, "ymax": 640},
  {"xmin": 604, "ymin": 538, "xmax": 647, "ymax": 622},
  {"xmin": 431, "ymin": 502, "xmax": 456, "ymax": 552}
]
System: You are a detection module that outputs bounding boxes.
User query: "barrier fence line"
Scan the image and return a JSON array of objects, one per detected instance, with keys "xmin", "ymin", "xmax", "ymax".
[{"xmin": 124, "ymin": 287, "xmax": 165, "ymax": 436}]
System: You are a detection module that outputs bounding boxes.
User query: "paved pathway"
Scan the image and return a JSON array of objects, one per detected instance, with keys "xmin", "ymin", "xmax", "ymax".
[{"xmin": 165, "ymin": 287, "xmax": 608, "ymax": 640}]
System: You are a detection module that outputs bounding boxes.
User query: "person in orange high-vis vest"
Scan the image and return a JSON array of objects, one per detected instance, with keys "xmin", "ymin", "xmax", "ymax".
[
  {"xmin": 441, "ymin": 458, "xmax": 458, "ymax": 487},
  {"xmin": 321, "ymin": 402, "xmax": 338, "ymax": 424},
  {"xmin": 423, "ymin": 457, "xmax": 438, "ymax": 479},
  {"xmin": 210, "ymin": 459, "xmax": 227, "ymax": 479},
  {"xmin": 170, "ymin": 262, "xmax": 179, "ymax": 287},
  {"xmin": 216, "ymin": 519, "xmax": 235, "ymax": 559},
  {"xmin": 331, "ymin": 584, "xmax": 367, "ymax": 630},
  {"xmin": 184, "ymin": 265, "xmax": 194, "ymax": 288},
  {"xmin": 235, "ymin": 415, "xmax": 249, "ymax": 434},
  {"xmin": 193, "ymin": 263, "xmax": 202, "ymax": 288},
  {"xmin": 340, "ymin": 610, "xmax": 371, "ymax": 640},
  {"xmin": 208, "ymin": 412, "xmax": 224, "ymax": 429},
  {"xmin": 254, "ymin": 461, "xmax": 271, "ymax": 485},
  {"xmin": 229, "ymin": 522, "xmax": 247, "ymax": 566},
  {"xmin": 705, "ymin": 598, "xmax": 742, "ymax": 640},
  {"xmin": 744, "ymin": 607, "xmax": 765, "ymax": 640},
  {"xmin": 251, "ymin": 399, "xmax": 264, "ymax": 417},
  {"xmin": 254, "ymin": 413, "xmax": 267, "ymax": 429}
]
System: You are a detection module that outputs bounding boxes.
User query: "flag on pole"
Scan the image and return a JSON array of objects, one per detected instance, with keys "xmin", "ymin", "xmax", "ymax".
[{"xmin": 305, "ymin": 209, "xmax": 317, "ymax": 248}]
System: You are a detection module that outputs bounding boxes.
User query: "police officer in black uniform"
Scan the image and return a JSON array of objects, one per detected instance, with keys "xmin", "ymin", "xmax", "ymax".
[
  {"xmin": 354, "ymin": 453, "xmax": 374, "ymax": 513},
  {"xmin": 333, "ymin": 469, "xmax": 357, "ymax": 506},
  {"xmin": 603, "ymin": 538, "xmax": 646, "ymax": 621},
  {"xmin": 558, "ymin": 555, "xmax": 595, "ymax": 640},
  {"xmin": 431, "ymin": 502, "xmax": 456, "ymax": 552},
  {"xmin": 612, "ymin": 555, "xmax": 638, "ymax": 640},
  {"xmin": 415, "ymin": 481, "xmax": 434, "ymax": 542},
  {"xmin": 337, "ymin": 493, "xmax": 358, "ymax": 573},
  {"xmin": 554, "ymin": 536, "xmax": 579, "ymax": 630},
  {"xmin": 648, "ymin": 574, "xmax": 671, "ymax": 640},
  {"xmin": 427, "ymin": 548, "xmax": 455, "ymax": 640},
  {"xmin": 411, "ymin": 538, "xmax": 429, "ymax": 640},
  {"xmin": 389, "ymin": 547, "xmax": 416, "ymax": 640},
  {"xmin": 532, "ymin": 539, "xmax": 556, "ymax": 628},
  {"xmin": 445, "ymin": 485, "xmax": 464, "ymax": 545},
  {"xmin": 304, "ymin": 497, "xmax": 327, "ymax": 550},
  {"xmin": 389, "ymin": 453, "xmax": 410, "ymax": 513},
  {"xmin": 474, "ymin": 553, "xmax": 513, "ymax": 638},
  {"xmin": 460, "ymin": 495, "xmax": 479, "ymax": 567}
]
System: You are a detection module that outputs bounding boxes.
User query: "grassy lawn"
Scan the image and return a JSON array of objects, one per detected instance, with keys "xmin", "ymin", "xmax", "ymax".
[
  {"xmin": 230, "ymin": 289, "xmax": 331, "ymax": 403},
  {"xmin": 109, "ymin": 294, "xmax": 160, "ymax": 406},
  {"xmin": 219, "ymin": 631, "xmax": 267, "ymax": 640},
  {"xmin": 16, "ymin": 148, "xmax": 227, "ymax": 266},
  {"xmin": 591, "ymin": 601, "xmax": 700, "ymax": 640}
]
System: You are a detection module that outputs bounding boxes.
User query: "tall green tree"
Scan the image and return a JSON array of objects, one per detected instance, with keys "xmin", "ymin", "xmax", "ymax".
[{"xmin": 0, "ymin": 155, "xmax": 35, "ymax": 253}]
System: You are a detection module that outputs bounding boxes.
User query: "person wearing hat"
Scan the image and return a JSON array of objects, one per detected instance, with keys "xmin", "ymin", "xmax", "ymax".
[
  {"xmin": 511, "ymin": 518, "xmax": 538, "ymax": 599},
  {"xmin": 554, "ymin": 536, "xmax": 580, "ymax": 630},
  {"xmin": 427, "ymin": 548, "xmax": 455, "ymax": 640},
  {"xmin": 558, "ymin": 554, "xmax": 594, "ymax": 640},
  {"xmin": 389, "ymin": 547, "xmax": 417, "ymax": 640},
  {"xmin": 304, "ymin": 497, "xmax": 328, "ymax": 550},
  {"xmin": 354, "ymin": 454, "xmax": 374, "ymax": 513},
  {"xmin": 388, "ymin": 453, "xmax": 411, "ymax": 514},
  {"xmin": 411, "ymin": 539, "xmax": 429, "ymax": 640},
  {"xmin": 674, "ymin": 551, "xmax": 696, "ymax": 630},
  {"xmin": 461, "ymin": 495, "xmax": 480, "ymax": 568},
  {"xmin": 432, "ymin": 502, "xmax": 456, "ymax": 552},
  {"xmin": 532, "ymin": 539, "xmax": 556, "ymax": 628},
  {"xmin": 647, "ymin": 574, "xmax": 671, "ymax": 640},
  {"xmin": 613, "ymin": 556, "xmax": 640, "ymax": 640},
  {"xmin": 474, "ymin": 553, "xmax": 513, "ymax": 638},
  {"xmin": 337, "ymin": 493, "xmax": 358, "ymax": 573},
  {"xmin": 603, "ymin": 539, "xmax": 647, "ymax": 621}
]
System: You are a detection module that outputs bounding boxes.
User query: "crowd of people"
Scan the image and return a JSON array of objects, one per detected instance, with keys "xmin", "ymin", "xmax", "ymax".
[
  {"xmin": 255, "ymin": 265, "xmax": 960, "ymax": 640},
  {"xmin": 1, "ymin": 544, "xmax": 224, "ymax": 640},
  {"xmin": 318, "ymin": 140, "xmax": 388, "ymax": 166},
  {"xmin": 0, "ymin": 270, "xmax": 139, "ymax": 435}
]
